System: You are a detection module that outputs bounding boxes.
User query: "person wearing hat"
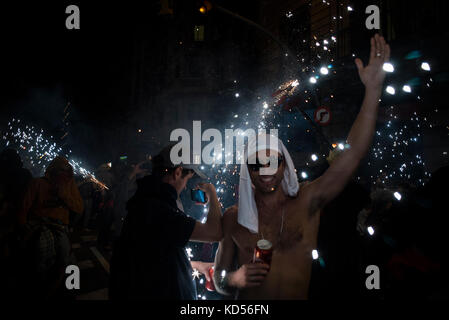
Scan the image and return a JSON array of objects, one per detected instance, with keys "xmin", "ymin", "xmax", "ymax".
[{"xmin": 109, "ymin": 144, "xmax": 222, "ymax": 300}]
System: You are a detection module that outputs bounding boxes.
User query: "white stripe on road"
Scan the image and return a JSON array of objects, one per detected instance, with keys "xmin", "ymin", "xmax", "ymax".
[{"xmin": 90, "ymin": 247, "xmax": 110, "ymax": 274}]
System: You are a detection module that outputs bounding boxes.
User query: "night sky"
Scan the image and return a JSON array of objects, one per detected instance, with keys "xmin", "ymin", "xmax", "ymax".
[
  {"xmin": 1, "ymin": 1, "xmax": 448, "ymax": 171},
  {"xmin": 1, "ymin": 2, "xmax": 139, "ymax": 163},
  {"xmin": 1, "ymin": 2, "xmax": 139, "ymax": 120},
  {"xmin": 1, "ymin": 1, "xmax": 262, "ymax": 166}
]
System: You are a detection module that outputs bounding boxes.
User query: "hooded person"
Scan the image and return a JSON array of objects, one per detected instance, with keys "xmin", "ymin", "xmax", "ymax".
[
  {"xmin": 213, "ymin": 132, "xmax": 321, "ymax": 299},
  {"xmin": 213, "ymin": 33, "xmax": 391, "ymax": 300},
  {"xmin": 17, "ymin": 156, "xmax": 83, "ymax": 297},
  {"xmin": 212, "ymin": 132, "xmax": 375, "ymax": 300},
  {"xmin": 18, "ymin": 156, "xmax": 84, "ymax": 226},
  {"xmin": 237, "ymin": 133, "xmax": 300, "ymax": 234}
]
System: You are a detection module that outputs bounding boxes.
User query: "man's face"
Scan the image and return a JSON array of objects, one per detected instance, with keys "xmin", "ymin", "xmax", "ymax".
[
  {"xmin": 248, "ymin": 149, "xmax": 285, "ymax": 194},
  {"xmin": 180, "ymin": 171, "xmax": 194, "ymax": 192},
  {"xmin": 173, "ymin": 167, "xmax": 194, "ymax": 195}
]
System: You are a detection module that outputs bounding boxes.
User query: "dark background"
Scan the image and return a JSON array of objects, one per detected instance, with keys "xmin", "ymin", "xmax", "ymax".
[{"xmin": 1, "ymin": 0, "xmax": 448, "ymax": 172}]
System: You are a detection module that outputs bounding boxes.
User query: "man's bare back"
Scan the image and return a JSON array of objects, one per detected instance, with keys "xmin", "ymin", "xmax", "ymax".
[{"xmin": 223, "ymin": 187, "xmax": 320, "ymax": 299}]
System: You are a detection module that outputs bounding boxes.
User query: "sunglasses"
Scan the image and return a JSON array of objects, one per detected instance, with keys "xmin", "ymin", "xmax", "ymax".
[{"xmin": 247, "ymin": 155, "xmax": 284, "ymax": 172}]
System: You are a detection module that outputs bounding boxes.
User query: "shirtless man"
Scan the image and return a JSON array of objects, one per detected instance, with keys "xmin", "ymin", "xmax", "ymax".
[{"xmin": 213, "ymin": 34, "xmax": 390, "ymax": 299}]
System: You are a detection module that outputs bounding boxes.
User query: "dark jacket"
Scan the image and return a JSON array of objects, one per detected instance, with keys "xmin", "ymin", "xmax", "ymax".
[{"xmin": 109, "ymin": 175, "xmax": 197, "ymax": 300}]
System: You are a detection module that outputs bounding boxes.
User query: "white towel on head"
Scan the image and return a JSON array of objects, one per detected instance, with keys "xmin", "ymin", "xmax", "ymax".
[{"xmin": 237, "ymin": 133, "xmax": 299, "ymax": 234}]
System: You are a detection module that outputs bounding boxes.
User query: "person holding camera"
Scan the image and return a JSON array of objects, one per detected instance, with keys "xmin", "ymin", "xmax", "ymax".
[{"xmin": 109, "ymin": 144, "xmax": 222, "ymax": 300}]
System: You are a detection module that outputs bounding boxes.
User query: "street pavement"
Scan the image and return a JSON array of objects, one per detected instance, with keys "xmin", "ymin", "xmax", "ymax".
[{"xmin": 69, "ymin": 229, "xmax": 111, "ymax": 300}]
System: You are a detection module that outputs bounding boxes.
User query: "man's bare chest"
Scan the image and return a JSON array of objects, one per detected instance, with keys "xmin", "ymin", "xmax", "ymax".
[{"xmin": 232, "ymin": 211, "xmax": 320, "ymax": 262}]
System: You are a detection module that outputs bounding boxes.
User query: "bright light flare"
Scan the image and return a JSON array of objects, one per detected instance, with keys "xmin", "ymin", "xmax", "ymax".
[
  {"xmin": 386, "ymin": 86, "xmax": 396, "ymax": 95},
  {"xmin": 402, "ymin": 85, "xmax": 412, "ymax": 93},
  {"xmin": 192, "ymin": 269, "xmax": 200, "ymax": 279},
  {"xmin": 421, "ymin": 62, "xmax": 431, "ymax": 71},
  {"xmin": 383, "ymin": 63, "xmax": 394, "ymax": 73},
  {"xmin": 186, "ymin": 248, "xmax": 194, "ymax": 258},
  {"xmin": 320, "ymin": 67, "xmax": 329, "ymax": 75},
  {"xmin": 394, "ymin": 192, "xmax": 402, "ymax": 201}
]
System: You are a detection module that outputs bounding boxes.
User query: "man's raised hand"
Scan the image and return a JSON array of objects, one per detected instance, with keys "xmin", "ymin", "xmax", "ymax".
[{"xmin": 355, "ymin": 34, "xmax": 391, "ymax": 91}]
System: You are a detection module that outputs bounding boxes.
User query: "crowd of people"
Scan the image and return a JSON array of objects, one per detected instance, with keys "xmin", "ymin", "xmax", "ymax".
[
  {"xmin": 0, "ymin": 147, "xmax": 151, "ymax": 299},
  {"xmin": 308, "ymin": 167, "xmax": 449, "ymax": 299},
  {"xmin": 0, "ymin": 148, "xmax": 447, "ymax": 300},
  {"xmin": 0, "ymin": 35, "xmax": 447, "ymax": 300}
]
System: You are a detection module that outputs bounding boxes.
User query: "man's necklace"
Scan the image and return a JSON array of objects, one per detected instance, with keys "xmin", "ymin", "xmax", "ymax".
[{"xmin": 260, "ymin": 205, "xmax": 285, "ymax": 248}]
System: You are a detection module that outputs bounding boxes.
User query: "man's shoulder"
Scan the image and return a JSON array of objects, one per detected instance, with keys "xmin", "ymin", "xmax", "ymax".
[
  {"xmin": 127, "ymin": 192, "xmax": 167, "ymax": 212},
  {"xmin": 289, "ymin": 181, "xmax": 313, "ymax": 203},
  {"xmin": 222, "ymin": 205, "xmax": 239, "ymax": 231}
]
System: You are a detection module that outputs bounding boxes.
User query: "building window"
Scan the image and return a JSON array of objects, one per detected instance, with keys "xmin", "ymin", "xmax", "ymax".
[{"xmin": 194, "ymin": 25, "xmax": 205, "ymax": 41}]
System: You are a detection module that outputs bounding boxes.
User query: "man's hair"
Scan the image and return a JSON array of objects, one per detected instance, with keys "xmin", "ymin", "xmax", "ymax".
[
  {"xmin": 152, "ymin": 165, "xmax": 193, "ymax": 179},
  {"xmin": 151, "ymin": 145, "xmax": 195, "ymax": 179}
]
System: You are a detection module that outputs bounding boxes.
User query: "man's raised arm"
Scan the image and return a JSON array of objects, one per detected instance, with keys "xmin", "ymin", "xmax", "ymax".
[{"xmin": 305, "ymin": 34, "xmax": 391, "ymax": 214}]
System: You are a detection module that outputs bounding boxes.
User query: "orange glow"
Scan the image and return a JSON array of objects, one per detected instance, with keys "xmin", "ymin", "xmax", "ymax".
[{"xmin": 199, "ymin": 6, "xmax": 206, "ymax": 13}]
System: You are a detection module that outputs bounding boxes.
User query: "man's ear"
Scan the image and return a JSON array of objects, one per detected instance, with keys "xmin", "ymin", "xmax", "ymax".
[{"xmin": 174, "ymin": 166, "xmax": 183, "ymax": 179}]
